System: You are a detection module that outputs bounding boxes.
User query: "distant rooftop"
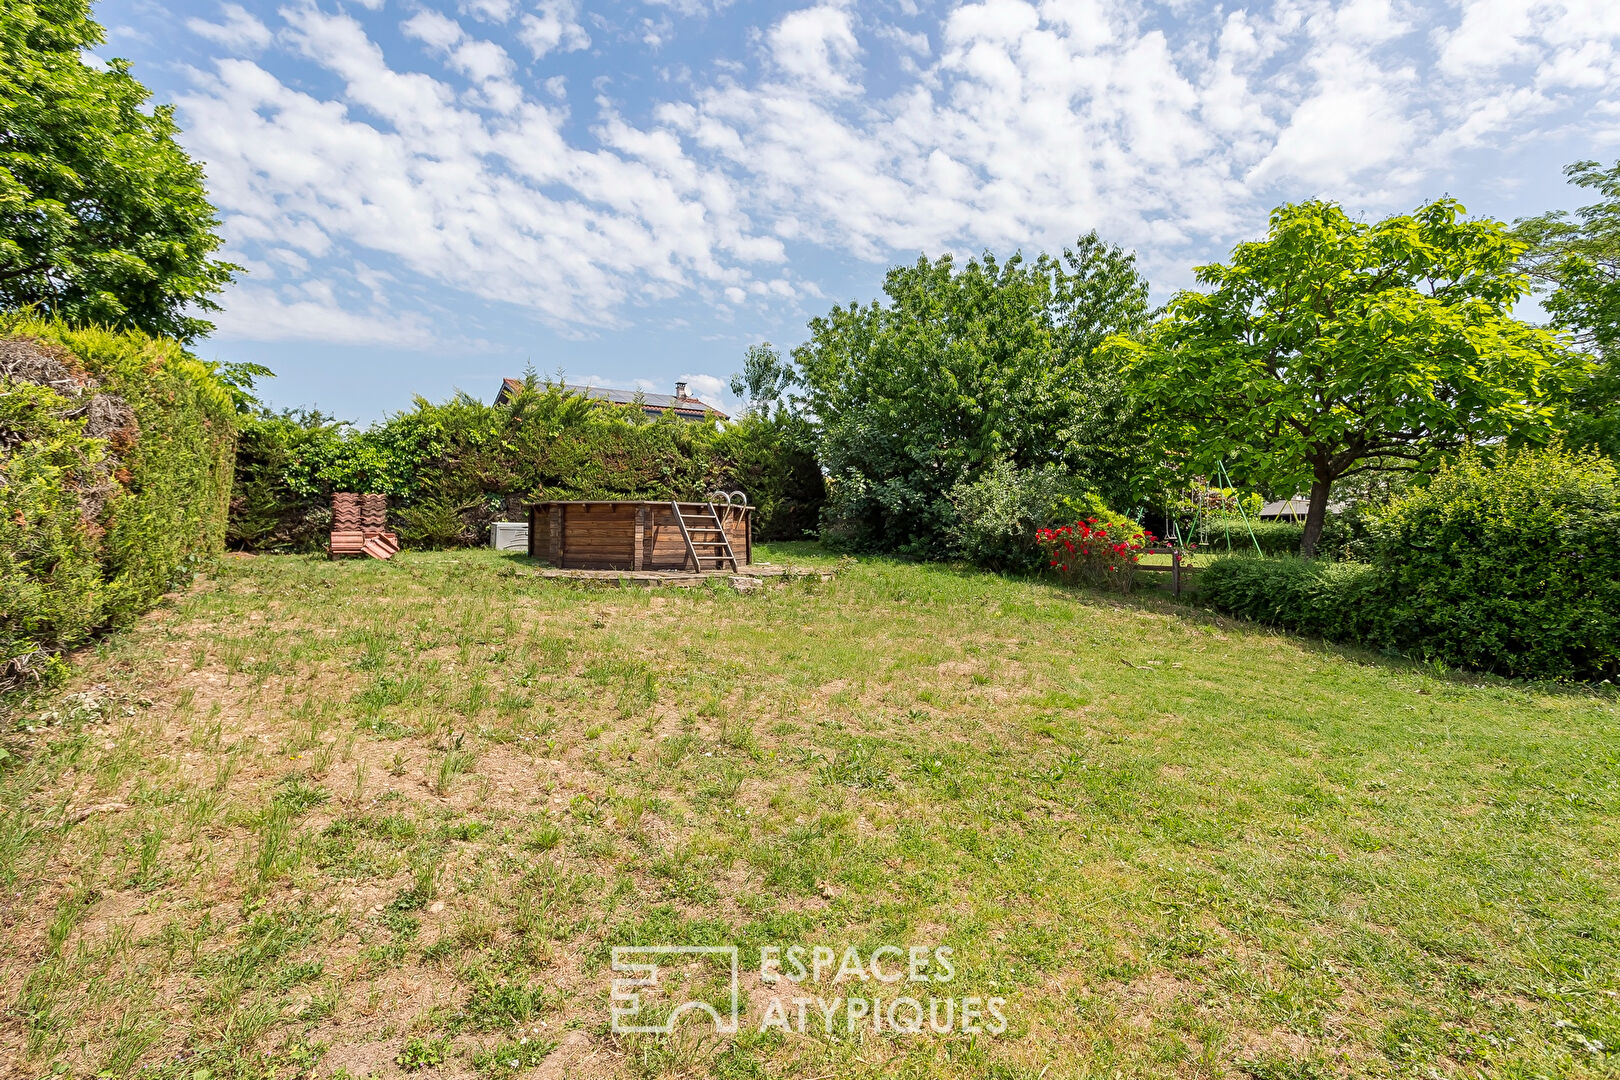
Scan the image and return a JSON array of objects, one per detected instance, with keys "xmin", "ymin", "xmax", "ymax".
[
  {"xmin": 1258, "ymin": 497, "xmax": 1348, "ymax": 520},
  {"xmin": 496, "ymin": 378, "xmax": 728, "ymax": 421}
]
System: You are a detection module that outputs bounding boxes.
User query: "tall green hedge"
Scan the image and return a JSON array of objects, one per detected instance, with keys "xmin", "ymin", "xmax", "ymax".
[
  {"xmin": 229, "ymin": 384, "xmax": 824, "ymax": 552},
  {"xmin": 1, "ymin": 317, "xmax": 236, "ymax": 684},
  {"xmin": 1198, "ymin": 448, "xmax": 1620, "ymax": 681},
  {"xmin": 1371, "ymin": 447, "xmax": 1619, "ymax": 680}
]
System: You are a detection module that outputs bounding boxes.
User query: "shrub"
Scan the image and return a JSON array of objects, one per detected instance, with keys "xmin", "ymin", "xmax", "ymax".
[
  {"xmin": 1368, "ymin": 447, "xmax": 1620, "ymax": 681},
  {"xmin": 948, "ymin": 461, "xmax": 1104, "ymax": 572},
  {"xmin": 0, "ymin": 318, "xmax": 235, "ymax": 685},
  {"xmin": 1037, "ymin": 514, "xmax": 1158, "ymax": 593},
  {"xmin": 1199, "ymin": 449, "xmax": 1620, "ymax": 681},
  {"xmin": 710, "ymin": 411, "xmax": 824, "ymax": 541},
  {"xmin": 1246, "ymin": 520, "xmax": 1305, "ymax": 555},
  {"xmin": 1196, "ymin": 557, "xmax": 1383, "ymax": 642},
  {"xmin": 796, "ymin": 235, "xmax": 1163, "ymax": 559},
  {"xmin": 227, "ymin": 410, "xmax": 343, "ymax": 552}
]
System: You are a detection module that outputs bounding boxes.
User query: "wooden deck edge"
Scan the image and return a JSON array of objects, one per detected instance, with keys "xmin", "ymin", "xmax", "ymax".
[{"xmin": 521, "ymin": 564, "xmax": 833, "ymax": 588}]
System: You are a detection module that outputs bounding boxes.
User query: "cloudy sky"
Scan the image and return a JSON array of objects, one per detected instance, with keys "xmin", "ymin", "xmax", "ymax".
[{"xmin": 99, "ymin": 0, "xmax": 1620, "ymax": 421}]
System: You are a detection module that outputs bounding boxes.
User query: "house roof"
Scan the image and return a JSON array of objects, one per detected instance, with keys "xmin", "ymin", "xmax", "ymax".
[
  {"xmin": 497, "ymin": 378, "xmax": 728, "ymax": 421},
  {"xmin": 1257, "ymin": 497, "xmax": 1348, "ymax": 519}
]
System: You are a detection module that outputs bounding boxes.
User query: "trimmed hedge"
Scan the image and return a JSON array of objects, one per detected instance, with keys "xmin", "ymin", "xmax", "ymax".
[
  {"xmin": 1189, "ymin": 517, "xmax": 1369, "ymax": 558},
  {"xmin": 1187, "ymin": 518, "xmax": 1304, "ymax": 556},
  {"xmin": 1, "ymin": 318, "xmax": 236, "ymax": 684},
  {"xmin": 1198, "ymin": 448, "xmax": 1620, "ymax": 681},
  {"xmin": 228, "ymin": 386, "xmax": 824, "ymax": 552},
  {"xmin": 1196, "ymin": 557, "xmax": 1383, "ymax": 642},
  {"xmin": 1371, "ymin": 447, "xmax": 1619, "ymax": 681}
]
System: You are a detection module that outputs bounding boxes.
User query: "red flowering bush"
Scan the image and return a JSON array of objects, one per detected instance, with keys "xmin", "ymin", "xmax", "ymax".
[{"xmin": 1036, "ymin": 517, "xmax": 1160, "ymax": 593}]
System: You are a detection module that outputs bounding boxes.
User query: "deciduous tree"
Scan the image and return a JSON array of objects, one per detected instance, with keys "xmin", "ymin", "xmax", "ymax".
[
  {"xmin": 1112, "ymin": 199, "xmax": 1584, "ymax": 556},
  {"xmin": 1515, "ymin": 159, "xmax": 1620, "ymax": 456},
  {"xmin": 794, "ymin": 232, "xmax": 1157, "ymax": 556},
  {"xmin": 0, "ymin": 0, "xmax": 235, "ymax": 340}
]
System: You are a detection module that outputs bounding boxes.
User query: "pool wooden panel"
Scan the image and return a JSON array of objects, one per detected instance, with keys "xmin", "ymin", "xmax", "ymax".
[{"xmin": 525, "ymin": 501, "xmax": 752, "ymax": 571}]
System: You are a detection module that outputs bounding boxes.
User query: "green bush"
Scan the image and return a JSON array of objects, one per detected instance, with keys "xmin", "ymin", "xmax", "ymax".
[
  {"xmin": 1246, "ymin": 520, "xmax": 1305, "ymax": 555},
  {"xmin": 1182, "ymin": 518, "xmax": 1302, "ymax": 556},
  {"xmin": 1196, "ymin": 557, "xmax": 1383, "ymax": 642},
  {"xmin": 948, "ymin": 461, "xmax": 1105, "ymax": 572},
  {"xmin": 710, "ymin": 412, "xmax": 824, "ymax": 541},
  {"xmin": 1368, "ymin": 447, "xmax": 1620, "ymax": 681},
  {"xmin": 227, "ymin": 410, "xmax": 342, "ymax": 552},
  {"xmin": 1, "ymin": 317, "xmax": 235, "ymax": 684},
  {"xmin": 227, "ymin": 382, "xmax": 824, "ymax": 550},
  {"xmin": 1199, "ymin": 448, "xmax": 1620, "ymax": 681}
]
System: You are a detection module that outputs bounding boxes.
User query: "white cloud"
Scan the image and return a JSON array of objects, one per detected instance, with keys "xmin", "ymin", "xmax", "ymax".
[
  {"xmin": 180, "ymin": 0, "xmax": 1620, "ymax": 347},
  {"xmin": 518, "ymin": 0, "xmax": 590, "ymax": 58},
  {"xmin": 768, "ymin": 5, "xmax": 862, "ymax": 95},
  {"xmin": 186, "ymin": 3, "xmax": 272, "ymax": 51},
  {"xmin": 401, "ymin": 10, "xmax": 463, "ymax": 51},
  {"xmin": 209, "ymin": 284, "xmax": 439, "ymax": 347},
  {"xmin": 179, "ymin": 7, "xmax": 785, "ymax": 338}
]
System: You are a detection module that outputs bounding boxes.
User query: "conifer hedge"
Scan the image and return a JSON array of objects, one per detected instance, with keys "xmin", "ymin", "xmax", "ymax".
[
  {"xmin": 0, "ymin": 317, "xmax": 235, "ymax": 687},
  {"xmin": 228, "ymin": 382, "xmax": 824, "ymax": 552}
]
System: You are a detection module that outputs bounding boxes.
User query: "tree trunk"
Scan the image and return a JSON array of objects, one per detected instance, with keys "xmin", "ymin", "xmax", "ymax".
[{"xmin": 1300, "ymin": 473, "xmax": 1333, "ymax": 557}]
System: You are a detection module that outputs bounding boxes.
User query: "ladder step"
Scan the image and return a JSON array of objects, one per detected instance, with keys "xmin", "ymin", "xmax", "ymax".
[{"xmin": 671, "ymin": 498, "xmax": 739, "ymax": 573}]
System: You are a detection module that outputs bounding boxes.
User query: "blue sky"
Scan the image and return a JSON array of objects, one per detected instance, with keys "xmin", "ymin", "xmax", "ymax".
[{"xmin": 97, "ymin": 0, "xmax": 1620, "ymax": 422}]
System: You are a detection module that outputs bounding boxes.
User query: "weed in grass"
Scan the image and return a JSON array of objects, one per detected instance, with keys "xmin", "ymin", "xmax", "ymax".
[
  {"xmin": 310, "ymin": 739, "xmax": 337, "ymax": 776},
  {"xmin": 613, "ymin": 793, "xmax": 655, "ymax": 836},
  {"xmin": 273, "ymin": 773, "xmax": 330, "ymax": 813},
  {"xmin": 254, "ymin": 805, "xmax": 299, "ymax": 882},
  {"xmin": 301, "ymin": 982, "xmax": 343, "ymax": 1022},
  {"xmin": 132, "ymin": 825, "xmax": 164, "ymax": 888},
  {"xmin": 357, "ymin": 673, "xmax": 426, "ymax": 712},
  {"xmin": 699, "ymin": 762, "xmax": 746, "ymax": 801},
  {"xmin": 567, "ymin": 793, "xmax": 601, "ymax": 825},
  {"xmin": 396, "ymin": 1034, "xmax": 450, "ymax": 1071},
  {"xmin": 718, "ymin": 715, "xmax": 757, "ymax": 756},
  {"xmin": 818, "ymin": 742, "xmax": 894, "ymax": 790},
  {"xmin": 45, "ymin": 886, "xmax": 93, "ymax": 957},
  {"xmin": 461, "ymin": 976, "xmax": 549, "ymax": 1031},
  {"xmin": 473, "ymin": 1035, "xmax": 557, "ymax": 1077},
  {"xmin": 658, "ymin": 733, "xmax": 696, "ymax": 768},
  {"xmin": 408, "ymin": 844, "xmax": 442, "ymax": 900},
  {"xmin": 433, "ymin": 736, "xmax": 476, "ymax": 794},
  {"xmin": 524, "ymin": 823, "xmax": 562, "ymax": 852},
  {"xmin": 101, "ymin": 1004, "xmax": 162, "ymax": 1075},
  {"xmin": 389, "ymin": 750, "xmax": 407, "ymax": 776},
  {"xmin": 185, "ymin": 786, "xmax": 224, "ymax": 830}
]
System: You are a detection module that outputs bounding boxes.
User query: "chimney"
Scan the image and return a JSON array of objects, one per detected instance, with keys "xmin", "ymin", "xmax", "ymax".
[{"xmin": 674, "ymin": 381, "xmax": 688, "ymax": 399}]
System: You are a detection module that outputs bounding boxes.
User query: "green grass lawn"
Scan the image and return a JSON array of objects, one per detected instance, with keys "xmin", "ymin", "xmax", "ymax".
[{"xmin": 2, "ymin": 545, "xmax": 1617, "ymax": 1079}]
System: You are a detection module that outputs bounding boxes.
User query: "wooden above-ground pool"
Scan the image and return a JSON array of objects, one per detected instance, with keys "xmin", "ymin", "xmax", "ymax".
[{"xmin": 527, "ymin": 500, "xmax": 752, "ymax": 571}]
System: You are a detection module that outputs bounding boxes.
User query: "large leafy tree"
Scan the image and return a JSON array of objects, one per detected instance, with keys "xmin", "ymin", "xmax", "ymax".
[
  {"xmin": 1515, "ymin": 159, "xmax": 1620, "ymax": 457},
  {"xmin": 0, "ymin": 0, "xmax": 235, "ymax": 341},
  {"xmin": 1111, "ymin": 199, "xmax": 1585, "ymax": 557},
  {"xmin": 729, "ymin": 342, "xmax": 798, "ymax": 417},
  {"xmin": 794, "ymin": 232, "xmax": 1156, "ymax": 556}
]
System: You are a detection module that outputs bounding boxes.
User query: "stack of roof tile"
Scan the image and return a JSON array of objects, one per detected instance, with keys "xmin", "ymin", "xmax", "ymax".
[{"xmin": 330, "ymin": 492, "xmax": 400, "ymax": 559}]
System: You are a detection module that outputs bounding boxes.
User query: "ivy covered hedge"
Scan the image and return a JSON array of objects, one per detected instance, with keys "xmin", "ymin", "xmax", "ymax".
[
  {"xmin": 228, "ymin": 380, "xmax": 824, "ymax": 552},
  {"xmin": 1, "ymin": 318, "xmax": 236, "ymax": 685},
  {"xmin": 1198, "ymin": 448, "xmax": 1620, "ymax": 681}
]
